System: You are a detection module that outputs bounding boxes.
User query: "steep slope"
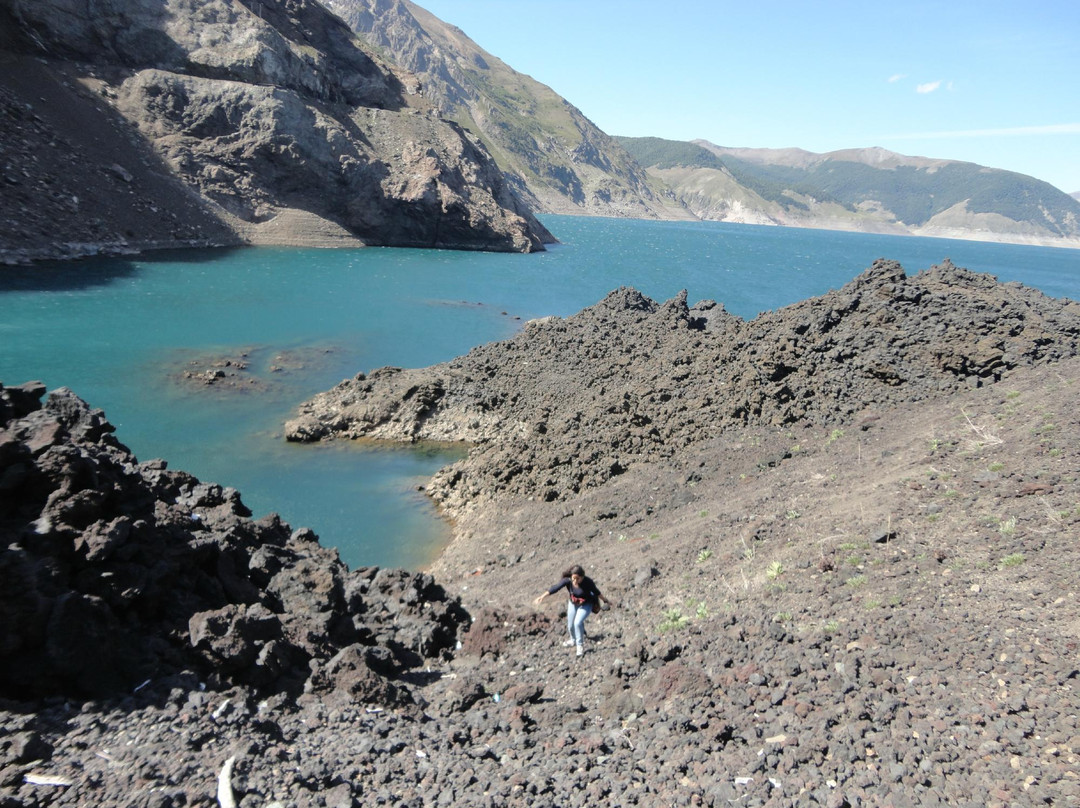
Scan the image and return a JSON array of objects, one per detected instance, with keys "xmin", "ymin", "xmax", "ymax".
[
  {"xmin": 0, "ymin": 0, "xmax": 552, "ymax": 264},
  {"xmin": 619, "ymin": 136, "xmax": 1080, "ymax": 247},
  {"xmin": 322, "ymin": 0, "xmax": 690, "ymax": 219}
]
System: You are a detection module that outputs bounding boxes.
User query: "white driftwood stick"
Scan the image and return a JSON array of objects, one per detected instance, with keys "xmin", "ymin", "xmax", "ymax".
[
  {"xmin": 24, "ymin": 772, "xmax": 73, "ymax": 787},
  {"xmin": 217, "ymin": 755, "xmax": 237, "ymax": 808}
]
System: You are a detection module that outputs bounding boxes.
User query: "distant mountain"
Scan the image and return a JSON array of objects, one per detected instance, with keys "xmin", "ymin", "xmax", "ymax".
[
  {"xmin": 617, "ymin": 137, "xmax": 1080, "ymax": 247},
  {"xmin": 322, "ymin": 0, "xmax": 688, "ymax": 220}
]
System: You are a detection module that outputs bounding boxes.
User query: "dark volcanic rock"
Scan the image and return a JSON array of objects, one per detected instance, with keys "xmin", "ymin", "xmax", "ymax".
[
  {"xmin": 0, "ymin": 383, "xmax": 468, "ymax": 701},
  {"xmin": 3, "ymin": 263, "xmax": 1080, "ymax": 807},
  {"xmin": 285, "ymin": 259, "xmax": 1080, "ymax": 513}
]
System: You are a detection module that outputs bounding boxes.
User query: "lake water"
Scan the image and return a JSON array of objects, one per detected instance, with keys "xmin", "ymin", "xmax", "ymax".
[{"xmin": 2, "ymin": 216, "xmax": 1078, "ymax": 569}]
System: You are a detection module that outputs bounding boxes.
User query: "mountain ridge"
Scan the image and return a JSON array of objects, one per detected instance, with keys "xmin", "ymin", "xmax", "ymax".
[
  {"xmin": 322, "ymin": 0, "xmax": 691, "ymax": 221},
  {"xmin": 618, "ymin": 136, "xmax": 1080, "ymax": 248}
]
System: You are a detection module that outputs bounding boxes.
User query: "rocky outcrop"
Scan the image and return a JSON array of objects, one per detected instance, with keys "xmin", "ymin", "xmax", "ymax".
[
  {"xmin": 285, "ymin": 259, "xmax": 1080, "ymax": 512},
  {"xmin": 0, "ymin": 0, "xmax": 552, "ymax": 263},
  {"xmin": 0, "ymin": 381, "xmax": 467, "ymax": 701}
]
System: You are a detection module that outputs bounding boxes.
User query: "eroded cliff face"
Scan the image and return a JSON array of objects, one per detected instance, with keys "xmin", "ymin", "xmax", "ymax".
[{"xmin": 0, "ymin": 0, "xmax": 552, "ymax": 263}]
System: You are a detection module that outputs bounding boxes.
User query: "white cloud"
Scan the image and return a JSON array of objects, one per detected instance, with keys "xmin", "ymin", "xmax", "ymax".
[
  {"xmin": 916, "ymin": 80, "xmax": 942, "ymax": 94},
  {"xmin": 888, "ymin": 73, "xmax": 906, "ymax": 83},
  {"xmin": 882, "ymin": 123, "xmax": 1080, "ymax": 139}
]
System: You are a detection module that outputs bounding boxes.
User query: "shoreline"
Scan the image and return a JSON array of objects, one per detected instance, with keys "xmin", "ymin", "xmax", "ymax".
[{"xmin": 5, "ymin": 211, "xmax": 1080, "ymax": 268}]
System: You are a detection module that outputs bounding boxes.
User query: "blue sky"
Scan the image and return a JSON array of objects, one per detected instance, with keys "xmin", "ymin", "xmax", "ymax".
[{"xmin": 416, "ymin": 1, "xmax": 1080, "ymax": 194}]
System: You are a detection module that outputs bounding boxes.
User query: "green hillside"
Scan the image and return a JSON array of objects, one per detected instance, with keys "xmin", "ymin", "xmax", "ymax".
[{"xmin": 618, "ymin": 136, "xmax": 1080, "ymax": 240}]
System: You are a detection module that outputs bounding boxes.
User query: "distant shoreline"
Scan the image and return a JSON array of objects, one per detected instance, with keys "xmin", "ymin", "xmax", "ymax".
[{"xmin": 5, "ymin": 214, "xmax": 1080, "ymax": 268}]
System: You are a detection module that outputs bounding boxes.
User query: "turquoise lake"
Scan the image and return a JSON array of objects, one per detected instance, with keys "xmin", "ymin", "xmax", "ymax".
[{"xmin": 2, "ymin": 216, "xmax": 1079, "ymax": 569}]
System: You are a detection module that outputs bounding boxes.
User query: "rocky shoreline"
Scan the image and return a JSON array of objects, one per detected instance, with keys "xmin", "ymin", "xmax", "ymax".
[
  {"xmin": 284, "ymin": 259, "xmax": 1080, "ymax": 517},
  {"xmin": 3, "ymin": 260, "xmax": 1080, "ymax": 806}
]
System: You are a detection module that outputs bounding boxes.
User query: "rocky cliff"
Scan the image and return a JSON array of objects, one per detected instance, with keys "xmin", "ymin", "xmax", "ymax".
[
  {"xmin": 0, "ymin": 0, "xmax": 552, "ymax": 264},
  {"xmin": 323, "ymin": 0, "xmax": 689, "ymax": 220}
]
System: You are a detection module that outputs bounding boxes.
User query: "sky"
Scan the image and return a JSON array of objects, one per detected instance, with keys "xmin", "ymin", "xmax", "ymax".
[{"xmin": 416, "ymin": 0, "xmax": 1080, "ymax": 194}]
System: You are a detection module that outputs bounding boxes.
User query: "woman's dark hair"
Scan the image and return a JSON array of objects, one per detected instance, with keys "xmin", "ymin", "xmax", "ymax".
[{"xmin": 562, "ymin": 565, "xmax": 585, "ymax": 579}]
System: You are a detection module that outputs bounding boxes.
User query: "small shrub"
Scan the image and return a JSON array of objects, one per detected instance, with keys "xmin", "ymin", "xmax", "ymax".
[
  {"xmin": 988, "ymin": 462, "xmax": 1005, "ymax": 472},
  {"xmin": 845, "ymin": 574, "xmax": 867, "ymax": 588},
  {"xmin": 696, "ymin": 549, "xmax": 713, "ymax": 564},
  {"xmin": 823, "ymin": 619, "xmax": 840, "ymax": 634},
  {"xmin": 659, "ymin": 608, "xmax": 689, "ymax": 632},
  {"xmin": 766, "ymin": 561, "xmax": 784, "ymax": 580},
  {"xmin": 998, "ymin": 517, "xmax": 1017, "ymax": 536},
  {"xmin": 785, "ymin": 509, "xmax": 801, "ymax": 520},
  {"xmin": 1000, "ymin": 553, "xmax": 1026, "ymax": 568},
  {"xmin": 827, "ymin": 429, "xmax": 844, "ymax": 445},
  {"xmin": 772, "ymin": 611, "xmax": 793, "ymax": 623}
]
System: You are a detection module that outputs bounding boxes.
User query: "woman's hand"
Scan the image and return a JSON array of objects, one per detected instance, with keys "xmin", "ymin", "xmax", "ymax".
[{"xmin": 534, "ymin": 592, "xmax": 547, "ymax": 605}]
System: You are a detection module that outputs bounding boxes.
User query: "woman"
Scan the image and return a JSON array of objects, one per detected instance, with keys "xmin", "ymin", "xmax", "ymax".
[{"xmin": 534, "ymin": 565, "xmax": 612, "ymax": 657}]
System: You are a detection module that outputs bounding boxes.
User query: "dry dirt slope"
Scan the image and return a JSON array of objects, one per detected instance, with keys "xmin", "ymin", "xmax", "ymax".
[
  {"xmin": 271, "ymin": 259, "xmax": 1080, "ymax": 803},
  {"xmin": 430, "ymin": 356, "xmax": 1080, "ymax": 806}
]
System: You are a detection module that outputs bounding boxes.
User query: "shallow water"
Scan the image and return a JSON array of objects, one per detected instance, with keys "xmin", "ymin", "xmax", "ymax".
[{"xmin": 2, "ymin": 217, "xmax": 1078, "ymax": 568}]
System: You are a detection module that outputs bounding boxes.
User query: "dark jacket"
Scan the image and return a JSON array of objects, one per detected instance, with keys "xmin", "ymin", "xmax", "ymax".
[{"xmin": 548, "ymin": 575, "xmax": 602, "ymax": 609}]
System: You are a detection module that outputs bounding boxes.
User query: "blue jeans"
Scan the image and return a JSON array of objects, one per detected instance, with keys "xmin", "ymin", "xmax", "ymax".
[{"xmin": 566, "ymin": 600, "xmax": 593, "ymax": 646}]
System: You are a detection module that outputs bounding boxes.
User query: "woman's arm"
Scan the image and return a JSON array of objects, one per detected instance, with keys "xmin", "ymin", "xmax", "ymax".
[{"xmin": 534, "ymin": 578, "xmax": 569, "ymax": 605}]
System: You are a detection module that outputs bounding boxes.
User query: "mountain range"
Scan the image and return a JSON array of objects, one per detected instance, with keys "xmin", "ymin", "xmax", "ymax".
[
  {"xmin": 617, "ymin": 137, "xmax": 1080, "ymax": 246},
  {"xmin": 1, "ymin": 0, "xmax": 1077, "ymax": 263}
]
